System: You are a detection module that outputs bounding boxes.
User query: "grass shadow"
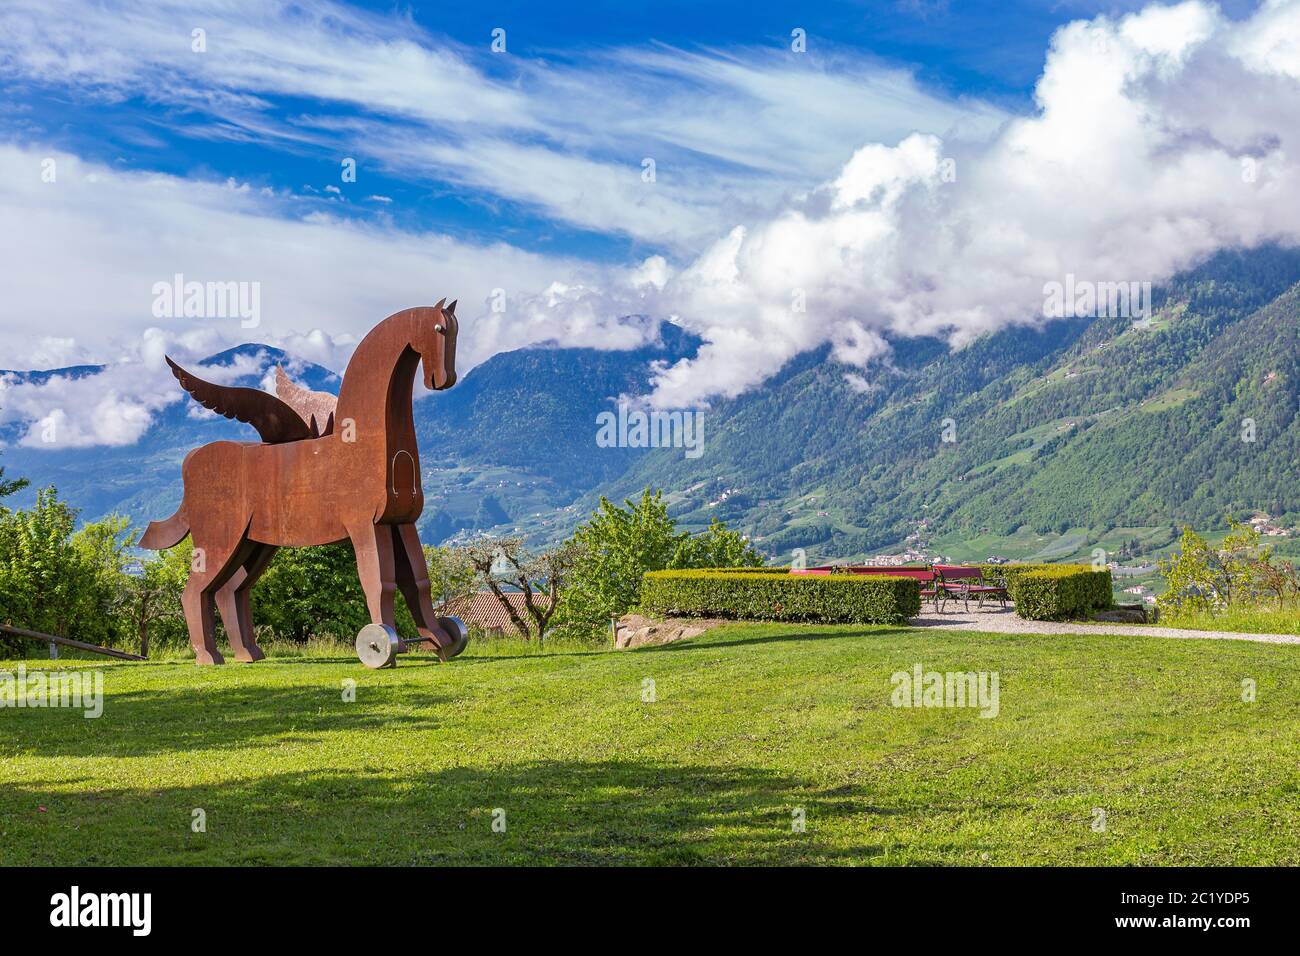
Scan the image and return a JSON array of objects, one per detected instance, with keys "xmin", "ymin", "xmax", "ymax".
[
  {"xmin": 633, "ymin": 625, "xmax": 915, "ymax": 653},
  {"xmin": 0, "ymin": 681, "xmax": 451, "ymax": 759},
  {"xmin": 0, "ymin": 759, "xmax": 936, "ymax": 866}
]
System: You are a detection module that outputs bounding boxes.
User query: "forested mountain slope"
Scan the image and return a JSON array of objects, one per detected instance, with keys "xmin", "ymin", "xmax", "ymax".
[{"xmin": 604, "ymin": 246, "xmax": 1300, "ymax": 559}]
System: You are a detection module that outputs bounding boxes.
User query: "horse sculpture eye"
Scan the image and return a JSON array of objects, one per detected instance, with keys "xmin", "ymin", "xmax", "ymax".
[{"xmin": 434, "ymin": 324, "xmax": 444, "ymax": 333}]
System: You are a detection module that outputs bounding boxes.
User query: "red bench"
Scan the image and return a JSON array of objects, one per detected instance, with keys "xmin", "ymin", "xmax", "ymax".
[
  {"xmin": 933, "ymin": 565, "xmax": 1008, "ymax": 611},
  {"xmin": 791, "ymin": 564, "xmax": 1009, "ymax": 613}
]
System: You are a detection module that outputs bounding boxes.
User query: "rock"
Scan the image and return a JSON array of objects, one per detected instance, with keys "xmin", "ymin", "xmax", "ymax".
[
  {"xmin": 614, "ymin": 613, "xmax": 720, "ymax": 649},
  {"xmin": 1092, "ymin": 606, "xmax": 1149, "ymax": 624}
]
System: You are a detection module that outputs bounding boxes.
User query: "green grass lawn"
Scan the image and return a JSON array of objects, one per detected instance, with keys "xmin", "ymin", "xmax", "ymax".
[{"xmin": 3, "ymin": 624, "xmax": 1298, "ymax": 866}]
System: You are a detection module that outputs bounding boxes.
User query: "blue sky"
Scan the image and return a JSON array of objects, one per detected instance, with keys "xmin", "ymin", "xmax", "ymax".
[
  {"xmin": 3, "ymin": 0, "xmax": 1164, "ymax": 264},
  {"xmin": 1, "ymin": 0, "xmax": 1297, "ymax": 447}
]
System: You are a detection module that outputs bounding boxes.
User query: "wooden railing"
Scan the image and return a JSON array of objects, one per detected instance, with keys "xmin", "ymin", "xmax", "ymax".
[{"xmin": 0, "ymin": 623, "xmax": 146, "ymax": 661}]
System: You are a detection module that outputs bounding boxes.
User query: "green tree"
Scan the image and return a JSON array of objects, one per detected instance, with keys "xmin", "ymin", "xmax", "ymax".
[
  {"xmin": 118, "ymin": 542, "xmax": 191, "ymax": 657},
  {"xmin": 1157, "ymin": 527, "xmax": 1219, "ymax": 617},
  {"xmin": 422, "ymin": 544, "xmax": 477, "ymax": 606},
  {"xmin": 560, "ymin": 490, "xmax": 686, "ymax": 630},
  {"xmin": 464, "ymin": 538, "xmax": 586, "ymax": 642},
  {"xmin": 0, "ymin": 488, "xmax": 132, "ymax": 652},
  {"xmin": 674, "ymin": 517, "xmax": 764, "ymax": 569},
  {"xmin": 249, "ymin": 543, "xmax": 418, "ymax": 644},
  {"xmin": 559, "ymin": 489, "xmax": 764, "ymax": 631}
]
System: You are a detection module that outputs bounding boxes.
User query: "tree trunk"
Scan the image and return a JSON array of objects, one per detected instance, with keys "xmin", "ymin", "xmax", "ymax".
[{"xmin": 484, "ymin": 577, "xmax": 532, "ymax": 639}]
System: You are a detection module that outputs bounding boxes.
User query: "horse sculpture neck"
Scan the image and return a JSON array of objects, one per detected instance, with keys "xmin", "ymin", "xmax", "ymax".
[{"xmin": 335, "ymin": 312, "xmax": 420, "ymax": 453}]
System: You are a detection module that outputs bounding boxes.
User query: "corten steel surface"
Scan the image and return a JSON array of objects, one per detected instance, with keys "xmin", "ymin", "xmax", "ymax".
[{"xmin": 138, "ymin": 302, "xmax": 461, "ymax": 664}]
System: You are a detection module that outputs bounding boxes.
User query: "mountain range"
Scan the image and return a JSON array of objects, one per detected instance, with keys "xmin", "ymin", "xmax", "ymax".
[{"xmin": 3, "ymin": 246, "xmax": 1299, "ymax": 566}]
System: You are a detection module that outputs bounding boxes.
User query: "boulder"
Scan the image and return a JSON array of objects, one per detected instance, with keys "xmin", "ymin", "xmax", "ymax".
[{"xmin": 614, "ymin": 613, "xmax": 720, "ymax": 649}]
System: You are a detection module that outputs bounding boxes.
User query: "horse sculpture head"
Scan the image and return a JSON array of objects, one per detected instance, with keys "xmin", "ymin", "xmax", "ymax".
[{"xmin": 420, "ymin": 298, "xmax": 459, "ymax": 391}]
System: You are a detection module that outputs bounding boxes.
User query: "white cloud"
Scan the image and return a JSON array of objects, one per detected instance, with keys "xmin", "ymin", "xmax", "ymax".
[
  {"xmin": 0, "ymin": 143, "xmax": 663, "ymax": 445},
  {"xmin": 0, "ymin": 143, "xmax": 628, "ymax": 369},
  {"xmin": 636, "ymin": 0, "xmax": 1300, "ymax": 406},
  {"xmin": 0, "ymin": 327, "xmax": 286, "ymax": 447},
  {"xmin": 842, "ymin": 372, "xmax": 880, "ymax": 395}
]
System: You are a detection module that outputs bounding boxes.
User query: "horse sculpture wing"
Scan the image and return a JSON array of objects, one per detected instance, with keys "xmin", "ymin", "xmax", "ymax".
[
  {"xmin": 274, "ymin": 366, "xmax": 338, "ymax": 437},
  {"xmin": 166, "ymin": 356, "xmax": 313, "ymax": 444}
]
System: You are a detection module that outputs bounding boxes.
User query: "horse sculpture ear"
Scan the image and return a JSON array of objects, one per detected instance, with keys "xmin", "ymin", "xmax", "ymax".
[
  {"xmin": 433, "ymin": 297, "xmax": 446, "ymax": 311},
  {"xmin": 447, "ymin": 300, "xmax": 457, "ymax": 314}
]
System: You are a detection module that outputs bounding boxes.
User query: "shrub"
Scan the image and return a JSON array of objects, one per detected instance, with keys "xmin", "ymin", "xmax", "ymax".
[
  {"xmin": 640, "ymin": 570, "xmax": 920, "ymax": 624},
  {"xmin": 979, "ymin": 563, "xmax": 1062, "ymax": 585},
  {"xmin": 1009, "ymin": 566, "xmax": 1113, "ymax": 620},
  {"xmin": 558, "ymin": 491, "xmax": 764, "ymax": 631}
]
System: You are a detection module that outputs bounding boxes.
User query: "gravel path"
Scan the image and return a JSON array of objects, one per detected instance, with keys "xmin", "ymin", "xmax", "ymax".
[{"xmin": 909, "ymin": 605, "xmax": 1300, "ymax": 645}]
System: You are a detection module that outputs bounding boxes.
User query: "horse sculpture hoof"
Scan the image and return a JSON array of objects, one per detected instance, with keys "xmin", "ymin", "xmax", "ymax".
[
  {"xmin": 437, "ymin": 616, "xmax": 470, "ymax": 660},
  {"xmin": 356, "ymin": 623, "xmax": 400, "ymax": 669}
]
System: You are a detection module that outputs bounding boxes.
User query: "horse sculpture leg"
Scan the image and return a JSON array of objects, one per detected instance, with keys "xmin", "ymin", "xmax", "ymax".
[
  {"xmin": 214, "ymin": 543, "xmax": 278, "ymax": 662},
  {"xmin": 348, "ymin": 521, "xmax": 399, "ymax": 629},
  {"xmin": 390, "ymin": 524, "xmax": 460, "ymax": 659},
  {"xmin": 181, "ymin": 528, "xmax": 255, "ymax": 665}
]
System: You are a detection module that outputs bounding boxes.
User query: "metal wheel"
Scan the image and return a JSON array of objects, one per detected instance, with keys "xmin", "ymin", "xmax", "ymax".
[
  {"xmin": 356, "ymin": 623, "xmax": 400, "ymax": 669},
  {"xmin": 437, "ymin": 616, "xmax": 470, "ymax": 659}
]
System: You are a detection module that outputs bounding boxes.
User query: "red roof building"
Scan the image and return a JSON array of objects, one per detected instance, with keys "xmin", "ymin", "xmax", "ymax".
[{"xmin": 440, "ymin": 591, "xmax": 551, "ymax": 636}]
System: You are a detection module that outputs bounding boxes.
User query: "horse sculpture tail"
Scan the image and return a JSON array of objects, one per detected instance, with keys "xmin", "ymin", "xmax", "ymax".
[{"xmin": 138, "ymin": 502, "xmax": 190, "ymax": 550}]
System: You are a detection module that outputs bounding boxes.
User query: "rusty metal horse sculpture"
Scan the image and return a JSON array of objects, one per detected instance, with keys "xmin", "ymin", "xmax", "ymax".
[{"xmin": 139, "ymin": 302, "xmax": 467, "ymax": 666}]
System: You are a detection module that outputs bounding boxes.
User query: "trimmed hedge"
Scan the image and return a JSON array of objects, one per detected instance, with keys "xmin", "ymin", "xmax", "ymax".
[
  {"xmin": 640, "ymin": 570, "xmax": 921, "ymax": 624},
  {"xmin": 1007, "ymin": 566, "xmax": 1114, "ymax": 620},
  {"xmin": 979, "ymin": 563, "xmax": 1063, "ymax": 585},
  {"xmin": 686, "ymin": 567, "xmax": 793, "ymax": 575}
]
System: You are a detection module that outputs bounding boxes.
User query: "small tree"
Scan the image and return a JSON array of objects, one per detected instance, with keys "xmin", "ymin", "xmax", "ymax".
[
  {"xmin": 118, "ymin": 542, "xmax": 191, "ymax": 657},
  {"xmin": 560, "ymin": 490, "xmax": 687, "ymax": 630},
  {"xmin": 464, "ymin": 538, "xmax": 585, "ymax": 643},
  {"xmin": 1157, "ymin": 518, "xmax": 1292, "ymax": 618},
  {"xmin": 1157, "ymin": 527, "xmax": 1219, "ymax": 618},
  {"xmin": 422, "ymin": 544, "xmax": 478, "ymax": 607},
  {"xmin": 1215, "ymin": 517, "xmax": 1262, "ymax": 606},
  {"xmin": 559, "ymin": 489, "xmax": 766, "ymax": 632},
  {"xmin": 674, "ymin": 517, "xmax": 764, "ymax": 569},
  {"xmin": 1251, "ymin": 552, "xmax": 1297, "ymax": 608}
]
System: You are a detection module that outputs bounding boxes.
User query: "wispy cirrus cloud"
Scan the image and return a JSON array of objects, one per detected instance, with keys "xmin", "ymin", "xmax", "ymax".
[{"xmin": 0, "ymin": 0, "xmax": 1006, "ymax": 249}]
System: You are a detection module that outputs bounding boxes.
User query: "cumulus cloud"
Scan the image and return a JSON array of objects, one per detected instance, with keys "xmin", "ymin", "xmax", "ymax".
[
  {"xmin": 0, "ymin": 141, "xmax": 674, "ymax": 446},
  {"xmin": 0, "ymin": 326, "xmax": 288, "ymax": 447},
  {"xmin": 634, "ymin": 0, "xmax": 1300, "ymax": 406},
  {"xmin": 0, "ymin": 143, "xmax": 623, "ymax": 369}
]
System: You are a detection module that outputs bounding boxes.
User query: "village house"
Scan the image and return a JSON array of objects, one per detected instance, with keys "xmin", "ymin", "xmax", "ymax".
[{"xmin": 439, "ymin": 591, "xmax": 552, "ymax": 638}]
